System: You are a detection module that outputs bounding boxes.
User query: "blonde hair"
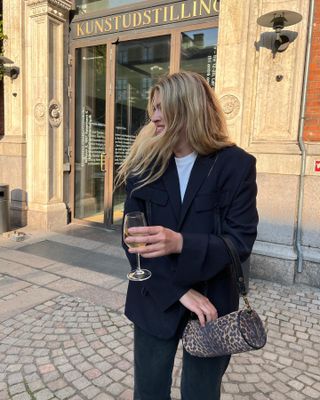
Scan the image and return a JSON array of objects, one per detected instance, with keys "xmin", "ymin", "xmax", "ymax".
[{"xmin": 116, "ymin": 71, "xmax": 233, "ymax": 189}]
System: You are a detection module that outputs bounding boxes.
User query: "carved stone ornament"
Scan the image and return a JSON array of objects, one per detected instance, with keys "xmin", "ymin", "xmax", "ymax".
[
  {"xmin": 34, "ymin": 102, "xmax": 46, "ymax": 122},
  {"xmin": 219, "ymin": 95, "xmax": 241, "ymax": 120},
  {"xmin": 25, "ymin": 0, "xmax": 73, "ymax": 11},
  {"xmin": 48, "ymin": 100, "xmax": 62, "ymax": 127},
  {"xmin": 25, "ymin": 0, "xmax": 72, "ymax": 19}
]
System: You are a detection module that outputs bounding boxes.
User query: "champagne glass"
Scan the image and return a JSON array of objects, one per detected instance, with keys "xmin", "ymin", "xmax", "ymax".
[{"xmin": 123, "ymin": 211, "xmax": 152, "ymax": 281}]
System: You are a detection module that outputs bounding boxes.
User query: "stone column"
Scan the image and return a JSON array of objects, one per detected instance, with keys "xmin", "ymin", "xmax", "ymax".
[{"xmin": 24, "ymin": 0, "xmax": 72, "ymax": 230}]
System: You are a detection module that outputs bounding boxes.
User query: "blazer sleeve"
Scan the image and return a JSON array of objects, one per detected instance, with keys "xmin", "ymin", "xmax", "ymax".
[
  {"xmin": 122, "ymin": 178, "xmax": 190, "ymax": 311},
  {"xmin": 173, "ymin": 156, "xmax": 258, "ymax": 286}
]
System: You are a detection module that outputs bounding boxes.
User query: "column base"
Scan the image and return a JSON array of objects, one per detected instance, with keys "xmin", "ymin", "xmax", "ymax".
[{"xmin": 27, "ymin": 202, "xmax": 67, "ymax": 231}]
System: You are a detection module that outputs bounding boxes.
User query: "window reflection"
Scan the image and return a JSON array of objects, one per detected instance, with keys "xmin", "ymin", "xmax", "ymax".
[
  {"xmin": 112, "ymin": 36, "xmax": 170, "ymax": 225},
  {"xmin": 76, "ymin": 0, "xmax": 143, "ymax": 14},
  {"xmin": 181, "ymin": 28, "xmax": 218, "ymax": 87},
  {"xmin": 74, "ymin": 45, "xmax": 106, "ymax": 222}
]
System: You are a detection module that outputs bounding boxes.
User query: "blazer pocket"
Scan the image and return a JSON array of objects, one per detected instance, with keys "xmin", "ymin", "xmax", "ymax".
[
  {"xmin": 195, "ymin": 191, "xmax": 230, "ymax": 212},
  {"xmin": 131, "ymin": 187, "xmax": 168, "ymax": 206}
]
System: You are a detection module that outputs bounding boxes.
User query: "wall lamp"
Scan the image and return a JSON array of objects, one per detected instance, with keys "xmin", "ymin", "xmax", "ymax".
[
  {"xmin": 257, "ymin": 10, "xmax": 302, "ymax": 53},
  {"xmin": 0, "ymin": 56, "xmax": 20, "ymax": 79}
]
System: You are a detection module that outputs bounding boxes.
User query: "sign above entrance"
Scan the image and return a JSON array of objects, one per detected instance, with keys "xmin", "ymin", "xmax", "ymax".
[{"xmin": 72, "ymin": 0, "xmax": 219, "ymax": 39}]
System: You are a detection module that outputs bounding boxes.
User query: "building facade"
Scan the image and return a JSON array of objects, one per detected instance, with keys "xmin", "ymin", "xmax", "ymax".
[{"xmin": 0, "ymin": 0, "xmax": 319, "ymax": 287}]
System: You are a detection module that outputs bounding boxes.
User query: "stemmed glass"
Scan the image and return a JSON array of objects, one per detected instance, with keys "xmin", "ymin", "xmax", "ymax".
[{"xmin": 123, "ymin": 211, "xmax": 152, "ymax": 281}]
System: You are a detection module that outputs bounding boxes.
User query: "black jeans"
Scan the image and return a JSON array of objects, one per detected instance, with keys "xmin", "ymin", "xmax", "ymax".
[{"xmin": 133, "ymin": 324, "xmax": 230, "ymax": 400}]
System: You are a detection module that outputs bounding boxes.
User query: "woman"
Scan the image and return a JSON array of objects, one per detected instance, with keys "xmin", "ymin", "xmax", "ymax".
[{"xmin": 117, "ymin": 71, "xmax": 258, "ymax": 400}]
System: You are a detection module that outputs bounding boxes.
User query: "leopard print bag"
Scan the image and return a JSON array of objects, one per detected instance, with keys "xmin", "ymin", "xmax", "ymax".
[
  {"xmin": 182, "ymin": 236, "xmax": 267, "ymax": 358},
  {"xmin": 182, "ymin": 306, "xmax": 267, "ymax": 358}
]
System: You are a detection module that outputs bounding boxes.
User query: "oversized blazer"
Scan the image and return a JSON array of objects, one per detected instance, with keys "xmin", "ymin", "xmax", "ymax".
[{"xmin": 123, "ymin": 145, "xmax": 258, "ymax": 339}]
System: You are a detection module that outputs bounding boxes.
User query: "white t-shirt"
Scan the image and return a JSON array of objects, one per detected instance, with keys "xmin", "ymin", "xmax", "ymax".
[{"xmin": 174, "ymin": 152, "xmax": 197, "ymax": 202}]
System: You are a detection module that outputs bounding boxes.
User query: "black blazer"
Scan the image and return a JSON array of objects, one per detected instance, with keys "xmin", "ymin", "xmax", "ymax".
[{"xmin": 123, "ymin": 145, "xmax": 258, "ymax": 339}]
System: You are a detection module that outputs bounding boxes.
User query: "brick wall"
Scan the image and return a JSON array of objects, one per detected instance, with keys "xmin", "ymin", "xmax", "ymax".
[{"xmin": 304, "ymin": 0, "xmax": 320, "ymax": 141}]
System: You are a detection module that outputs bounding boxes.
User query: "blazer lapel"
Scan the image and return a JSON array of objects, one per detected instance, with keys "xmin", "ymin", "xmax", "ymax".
[
  {"xmin": 162, "ymin": 156, "xmax": 182, "ymax": 224},
  {"xmin": 178, "ymin": 154, "xmax": 219, "ymax": 230}
]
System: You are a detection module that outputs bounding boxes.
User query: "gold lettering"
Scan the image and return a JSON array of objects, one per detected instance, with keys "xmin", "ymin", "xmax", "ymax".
[
  {"xmin": 181, "ymin": 3, "xmax": 191, "ymax": 19},
  {"xmin": 133, "ymin": 11, "xmax": 142, "ymax": 27},
  {"xmin": 123, "ymin": 13, "xmax": 132, "ymax": 29},
  {"xmin": 76, "ymin": 23, "xmax": 85, "ymax": 37},
  {"xmin": 74, "ymin": 1, "xmax": 220, "ymax": 39},
  {"xmin": 104, "ymin": 17, "xmax": 112, "ymax": 32},
  {"xmin": 163, "ymin": 5, "xmax": 168, "ymax": 22},
  {"xmin": 212, "ymin": 0, "xmax": 220, "ymax": 12},
  {"xmin": 85, "ymin": 21, "xmax": 94, "ymax": 35},
  {"xmin": 169, "ymin": 5, "xmax": 180, "ymax": 21},
  {"xmin": 199, "ymin": 0, "xmax": 211, "ymax": 16},
  {"xmin": 114, "ymin": 15, "xmax": 121, "ymax": 31},
  {"xmin": 142, "ymin": 10, "xmax": 151, "ymax": 26},
  {"xmin": 192, "ymin": 1, "xmax": 197, "ymax": 17},
  {"xmin": 152, "ymin": 7, "xmax": 162, "ymax": 24},
  {"xmin": 95, "ymin": 19, "xmax": 104, "ymax": 33}
]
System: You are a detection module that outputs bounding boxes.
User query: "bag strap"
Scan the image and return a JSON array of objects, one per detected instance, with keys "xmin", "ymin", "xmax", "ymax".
[{"xmin": 219, "ymin": 235, "xmax": 252, "ymax": 311}]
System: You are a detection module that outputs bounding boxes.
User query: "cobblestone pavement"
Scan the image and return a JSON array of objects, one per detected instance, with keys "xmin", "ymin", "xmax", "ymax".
[{"xmin": 0, "ymin": 227, "xmax": 320, "ymax": 399}]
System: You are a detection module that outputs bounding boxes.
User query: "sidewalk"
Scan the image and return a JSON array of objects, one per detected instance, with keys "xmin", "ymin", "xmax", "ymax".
[{"xmin": 0, "ymin": 224, "xmax": 320, "ymax": 400}]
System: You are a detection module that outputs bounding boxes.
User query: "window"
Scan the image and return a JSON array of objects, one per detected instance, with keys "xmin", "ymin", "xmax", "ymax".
[
  {"xmin": 180, "ymin": 28, "xmax": 218, "ymax": 87},
  {"xmin": 76, "ymin": 0, "xmax": 143, "ymax": 14}
]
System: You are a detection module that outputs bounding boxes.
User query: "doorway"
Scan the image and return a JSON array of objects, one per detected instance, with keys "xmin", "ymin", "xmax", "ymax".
[{"xmin": 72, "ymin": 26, "xmax": 218, "ymax": 228}]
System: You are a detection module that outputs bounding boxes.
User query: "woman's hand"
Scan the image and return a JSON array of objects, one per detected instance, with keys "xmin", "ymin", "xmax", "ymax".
[
  {"xmin": 125, "ymin": 226, "xmax": 183, "ymax": 257},
  {"xmin": 179, "ymin": 289, "xmax": 218, "ymax": 327}
]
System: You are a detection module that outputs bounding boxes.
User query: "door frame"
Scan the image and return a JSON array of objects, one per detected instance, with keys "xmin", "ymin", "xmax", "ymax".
[{"xmin": 69, "ymin": 18, "xmax": 218, "ymax": 229}]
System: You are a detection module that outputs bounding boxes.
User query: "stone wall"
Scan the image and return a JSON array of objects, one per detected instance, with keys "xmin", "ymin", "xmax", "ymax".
[
  {"xmin": 217, "ymin": 0, "xmax": 319, "ymax": 287},
  {"xmin": 0, "ymin": 1, "xmax": 2, "ymax": 136},
  {"xmin": 0, "ymin": 0, "xmax": 27, "ymax": 228},
  {"xmin": 0, "ymin": 80, "xmax": 3, "ymax": 136},
  {"xmin": 0, "ymin": 0, "xmax": 72, "ymax": 230}
]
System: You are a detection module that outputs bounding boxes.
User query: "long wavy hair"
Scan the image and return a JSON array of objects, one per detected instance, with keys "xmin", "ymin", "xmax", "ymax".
[{"xmin": 116, "ymin": 71, "xmax": 233, "ymax": 189}]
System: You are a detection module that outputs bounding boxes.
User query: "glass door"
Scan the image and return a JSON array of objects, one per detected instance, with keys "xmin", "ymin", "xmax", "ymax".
[
  {"xmin": 73, "ymin": 36, "xmax": 171, "ymax": 226},
  {"xmin": 111, "ymin": 35, "xmax": 171, "ymax": 225},
  {"xmin": 74, "ymin": 45, "xmax": 107, "ymax": 223}
]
